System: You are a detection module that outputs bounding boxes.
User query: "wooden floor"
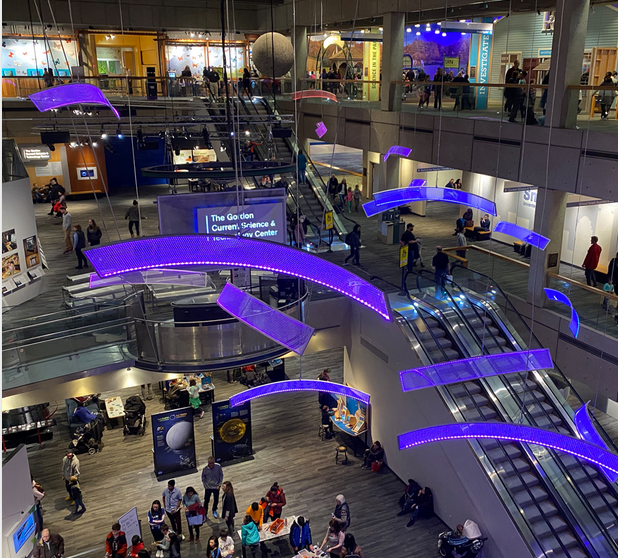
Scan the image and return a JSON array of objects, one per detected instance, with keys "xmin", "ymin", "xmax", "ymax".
[{"xmin": 23, "ymin": 349, "xmax": 447, "ymax": 558}]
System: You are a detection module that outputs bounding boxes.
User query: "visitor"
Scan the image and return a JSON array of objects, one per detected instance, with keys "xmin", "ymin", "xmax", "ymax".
[
  {"xmin": 456, "ymin": 229, "xmax": 467, "ymax": 259},
  {"xmin": 321, "ymin": 405, "xmax": 335, "ymax": 438},
  {"xmin": 87, "ymin": 219, "xmax": 102, "ymax": 246},
  {"xmin": 345, "ymin": 187, "xmax": 353, "ymax": 213},
  {"xmin": 33, "ymin": 530, "xmax": 64, "ymax": 558},
  {"xmin": 53, "ymin": 191, "xmax": 66, "ymax": 217},
  {"xmin": 480, "ymin": 214, "xmax": 491, "ymax": 231},
  {"xmin": 319, "ymin": 519, "xmax": 345, "ymax": 557},
  {"xmin": 148, "ymin": 500, "xmax": 166, "ymax": 542},
  {"xmin": 583, "ymin": 236, "xmax": 602, "ymax": 287},
  {"xmin": 69, "ymin": 475, "xmax": 85, "ymax": 515},
  {"xmin": 266, "ymin": 482, "xmax": 286, "ymax": 520},
  {"xmin": 508, "ymin": 70, "xmax": 524, "ymax": 123},
  {"xmin": 156, "ymin": 524, "xmax": 180, "ymax": 558},
  {"xmin": 129, "ymin": 535, "xmax": 144, "ymax": 558},
  {"xmin": 218, "ymin": 529, "xmax": 234, "ymax": 558},
  {"xmin": 344, "ymin": 224, "xmax": 361, "ymax": 266},
  {"xmin": 328, "ymin": 175, "xmax": 339, "ymax": 202},
  {"xmin": 125, "ymin": 200, "xmax": 145, "ymax": 238},
  {"xmin": 105, "ymin": 523, "xmax": 128, "ymax": 558},
  {"xmin": 603, "ymin": 253, "xmax": 618, "ymax": 311},
  {"xmin": 246, "ymin": 501, "xmax": 264, "ymax": 529},
  {"xmin": 201, "ymin": 456, "xmax": 223, "ymax": 520},
  {"xmin": 339, "ymin": 534, "xmax": 363, "ymax": 558},
  {"xmin": 597, "ymin": 72, "xmax": 616, "ymax": 119},
  {"xmin": 206, "ymin": 536, "xmax": 221, "ymax": 558},
  {"xmin": 60, "ymin": 208, "xmax": 73, "ymax": 253},
  {"xmin": 188, "ymin": 379, "xmax": 203, "ymax": 418},
  {"xmin": 32, "ymin": 478, "xmax": 44, "ymax": 530},
  {"xmin": 462, "ymin": 208, "xmax": 473, "ymax": 223},
  {"xmin": 432, "ymin": 246, "xmax": 450, "ymax": 288},
  {"xmin": 298, "ymin": 150, "xmax": 307, "ymax": 184},
  {"xmin": 332, "ymin": 495, "xmax": 350, "ymax": 532},
  {"xmin": 353, "ymin": 185, "xmax": 362, "ymax": 213},
  {"xmin": 433, "ymin": 68, "xmax": 444, "ymax": 109},
  {"xmin": 445, "ymin": 178, "xmax": 455, "ymax": 188},
  {"xmin": 504, "ymin": 60, "xmax": 520, "ymax": 112},
  {"xmin": 61, "ymin": 451, "xmax": 80, "ymax": 501},
  {"xmin": 182, "ymin": 486, "xmax": 202, "ymax": 543},
  {"xmin": 454, "ymin": 179, "xmax": 462, "ymax": 189},
  {"xmin": 361, "ymin": 441, "xmax": 384, "ymax": 470},
  {"xmin": 400, "ymin": 223, "xmax": 419, "ymax": 272},
  {"xmin": 406, "ymin": 487, "xmax": 434, "ymax": 527},
  {"xmin": 43, "ymin": 68, "xmax": 55, "ymax": 87},
  {"xmin": 339, "ymin": 178, "xmax": 348, "ymax": 207},
  {"xmin": 318, "ymin": 369, "xmax": 332, "ymax": 407},
  {"xmin": 294, "ymin": 216, "xmax": 306, "ymax": 247},
  {"xmin": 242, "ymin": 68, "xmax": 252, "ymax": 98},
  {"xmin": 397, "ymin": 479, "xmax": 422, "ymax": 516},
  {"xmin": 162, "ymin": 480, "xmax": 184, "ymax": 540},
  {"xmin": 540, "ymin": 72, "xmax": 550, "ymax": 115},
  {"xmin": 73, "ymin": 224, "xmax": 88, "ymax": 270},
  {"xmin": 221, "ymin": 481, "xmax": 238, "ymax": 533},
  {"xmin": 289, "ymin": 516, "xmax": 314, "ymax": 553},
  {"xmin": 241, "ymin": 515, "xmax": 260, "ymax": 558},
  {"xmin": 47, "ymin": 177, "xmax": 65, "ymax": 215}
]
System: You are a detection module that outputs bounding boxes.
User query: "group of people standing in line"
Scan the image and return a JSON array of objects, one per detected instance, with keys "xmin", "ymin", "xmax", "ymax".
[{"xmin": 328, "ymin": 176, "xmax": 363, "ymax": 214}]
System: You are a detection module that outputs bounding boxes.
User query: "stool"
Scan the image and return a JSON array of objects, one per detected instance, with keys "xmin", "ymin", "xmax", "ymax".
[
  {"xmin": 318, "ymin": 425, "xmax": 326, "ymax": 441},
  {"xmin": 336, "ymin": 445, "xmax": 349, "ymax": 465}
]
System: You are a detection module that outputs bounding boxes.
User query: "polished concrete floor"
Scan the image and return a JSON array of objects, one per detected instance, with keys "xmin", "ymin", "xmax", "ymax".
[{"xmin": 25, "ymin": 349, "xmax": 447, "ymax": 558}]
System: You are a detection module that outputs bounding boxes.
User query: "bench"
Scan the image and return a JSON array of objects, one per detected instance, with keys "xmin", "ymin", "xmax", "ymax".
[
  {"xmin": 476, "ymin": 230, "xmax": 492, "ymax": 242},
  {"xmin": 464, "ymin": 227, "xmax": 475, "ymax": 239},
  {"xmin": 513, "ymin": 241, "xmax": 524, "ymax": 253}
]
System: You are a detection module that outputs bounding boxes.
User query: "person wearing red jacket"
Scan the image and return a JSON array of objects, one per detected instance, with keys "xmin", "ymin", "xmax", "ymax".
[
  {"xmin": 583, "ymin": 236, "xmax": 602, "ymax": 287},
  {"xmin": 105, "ymin": 524, "xmax": 127, "ymax": 558},
  {"xmin": 266, "ymin": 482, "xmax": 287, "ymax": 520}
]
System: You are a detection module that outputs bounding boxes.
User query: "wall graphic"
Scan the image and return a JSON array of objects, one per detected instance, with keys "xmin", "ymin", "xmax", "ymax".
[
  {"xmin": 152, "ymin": 408, "xmax": 197, "ymax": 477},
  {"xmin": 22, "ymin": 236, "xmax": 39, "ymax": 269},
  {"xmin": 404, "ymin": 30, "xmax": 471, "ymax": 77},
  {"xmin": 2, "ymin": 253, "xmax": 21, "ymax": 279},
  {"xmin": 212, "ymin": 400, "xmax": 252, "ymax": 463},
  {"xmin": 166, "ymin": 45, "xmax": 205, "ymax": 76},
  {"xmin": 2, "ymin": 37, "xmax": 77, "ymax": 76},
  {"xmin": 2, "ymin": 230, "xmax": 17, "ymax": 253}
]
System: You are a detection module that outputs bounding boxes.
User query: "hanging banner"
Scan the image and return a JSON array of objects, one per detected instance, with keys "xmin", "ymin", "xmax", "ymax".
[
  {"xmin": 476, "ymin": 32, "xmax": 492, "ymax": 110},
  {"xmin": 152, "ymin": 408, "xmax": 197, "ymax": 478},
  {"xmin": 212, "ymin": 400, "xmax": 253, "ymax": 463},
  {"xmin": 363, "ymin": 41, "xmax": 381, "ymax": 102}
]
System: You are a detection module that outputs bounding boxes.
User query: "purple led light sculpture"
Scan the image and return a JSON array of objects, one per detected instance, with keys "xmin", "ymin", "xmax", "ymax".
[
  {"xmin": 544, "ymin": 288, "xmax": 580, "ymax": 338},
  {"xmin": 493, "ymin": 221, "xmax": 550, "ymax": 250},
  {"xmin": 365, "ymin": 186, "xmax": 497, "ymax": 217},
  {"xmin": 217, "ymin": 283, "xmax": 314, "ymax": 355},
  {"xmin": 229, "ymin": 379, "xmax": 370, "ymax": 408},
  {"xmin": 89, "ymin": 268, "xmax": 209, "ymax": 289},
  {"xmin": 84, "ymin": 236, "xmax": 391, "ymax": 320},
  {"xmin": 383, "ymin": 146, "xmax": 413, "ymax": 162},
  {"xmin": 315, "ymin": 122, "xmax": 328, "ymax": 138},
  {"xmin": 399, "ymin": 349, "xmax": 553, "ymax": 392},
  {"xmin": 398, "ymin": 422, "xmax": 618, "ymax": 475},
  {"xmin": 29, "ymin": 84, "xmax": 120, "ymax": 118},
  {"xmin": 574, "ymin": 402, "xmax": 618, "ymax": 482}
]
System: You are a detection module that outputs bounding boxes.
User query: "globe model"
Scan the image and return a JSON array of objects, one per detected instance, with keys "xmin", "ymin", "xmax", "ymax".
[
  {"xmin": 252, "ymin": 32, "xmax": 294, "ymax": 77},
  {"xmin": 166, "ymin": 420, "xmax": 193, "ymax": 450}
]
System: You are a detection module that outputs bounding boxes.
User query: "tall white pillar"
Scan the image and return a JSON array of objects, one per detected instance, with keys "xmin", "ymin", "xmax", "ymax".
[
  {"xmin": 292, "ymin": 26, "xmax": 308, "ymax": 91},
  {"xmin": 381, "ymin": 13, "xmax": 405, "ymax": 112}
]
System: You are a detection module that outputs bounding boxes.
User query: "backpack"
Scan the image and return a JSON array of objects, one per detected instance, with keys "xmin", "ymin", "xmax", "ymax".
[{"xmin": 345, "ymin": 232, "xmax": 353, "ymax": 245}]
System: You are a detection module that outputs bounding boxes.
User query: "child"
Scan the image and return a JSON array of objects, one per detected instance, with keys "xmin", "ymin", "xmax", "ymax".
[
  {"xmin": 345, "ymin": 187, "xmax": 353, "ymax": 213},
  {"xmin": 241, "ymin": 515, "xmax": 260, "ymax": 558},
  {"xmin": 188, "ymin": 378, "xmax": 203, "ymax": 418},
  {"xmin": 353, "ymin": 185, "xmax": 362, "ymax": 213},
  {"xmin": 218, "ymin": 529, "xmax": 234, "ymax": 558},
  {"xmin": 70, "ymin": 475, "xmax": 86, "ymax": 514}
]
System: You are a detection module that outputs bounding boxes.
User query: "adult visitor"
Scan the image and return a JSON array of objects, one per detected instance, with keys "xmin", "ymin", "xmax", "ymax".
[
  {"xmin": 332, "ymin": 494, "xmax": 350, "ymax": 532},
  {"xmin": 397, "ymin": 479, "xmax": 422, "ymax": 516},
  {"xmin": 433, "ymin": 68, "xmax": 444, "ymax": 109},
  {"xmin": 34, "ymin": 529, "xmax": 64, "ymax": 558},
  {"xmin": 454, "ymin": 179, "xmax": 462, "ymax": 189},
  {"xmin": 321, "ymin": 404, "xmax": 335, "ymax": 438},
  {"xmin": 504, "ymin": 60, "xmax": 520, "ymax": 112},
  {"xmin": 603, "ymin": 253, "xmax": 618, "ymax": 311},
  {"xmin": 201, "ymin": 456, "xmax": 223, "ymax": 519},
  {"xmin": 162, "ymin": 480, "xmax": 184, "ymax": 540},
  {"xmin": 148, "ymin": 500, "xmax": 166, "ymax": 542},
  {"xmin": 242, "ymin": 68, "xmax": 252, "ymax": 98},
  {"xmin": 182, "ymin": 486, "xmax": 202, "ymax": 543},
  {"xmin": 400, "ymin": 223, "xmax": 419, "ymax": 272},
  {"xmin": 61, "ymin": 451, "xmax": 80, "ymax": 501},
  {"xmin": 156, "ymin": 524, "xmax": 180, "ymax": 558},
  {"xmin": 328, "ymin": 175, "xmax": 339, "ymax": 202},
  {"xmin": 32, "ymin": 478, "xmax": 45, "ymax": 530},
  {"xmin": 298, "ymin": 150, "xmax": 307, "ymax": 184},
  {"xmin": 339, "ymin": 178, "xmax": 348, "ymax": 207},
  {"xmin": 221, "ymin": 481, "xmax": 238, "ymax": 533},
  {"xmin": 339, "ymin": 534, "xmax": 363, "ymax": 558},
  {"xmin": 266, "ymin": 482, "xmax": 286, "ymax": 520},
  {"xmin": 60, "ymin": 208, "xmax": 73, "ymax": 253},
  {"xmin": 69, "ymin": 475, "xmax": 85, "ymax": 515},
  {"xmin": 241, "ymin": 515, "xmax": 260, "ymax": 558},
  {"xmin": 432, "ymin": 247, "xmax": 450, "ymax": 288},
  {"xmin": 361, "ymin": 441, "xmax": 384, "ymax": 470},
  {"xmin": 344, "ymin": 224, "xmax": 361, "ymax": 266},
  {"xmin": 289, "ymin": 516, "xmax": 314, "ymax": 553},
  {"xmin": 406, "ymin": 486, "xmax": 434, "ymax": 527},
  {"xmin": 87, "ymin": 219, "xmax": 102, "ymax": 246},
  {"xmin": 125, "ymin": 200, "xmax": 145, "ymax": 238},
  {"xmin": 105, "ymin": 523, "xmax": 128, "ymax": 558},
  {"xmin": 319, "ymin": 519, "xmax": 344, "ymax": 558},
  {"xmin": 47, "ymin": 177, "xmax": 65, "ymax": 216},
  {"xmin": 73, "ymin": 224, "xmax": 88, "ymax": 270},
  {"xmin": 206, "ymin": 537, "xmax": 221, "ymax": 558},
  {"xmin": 445, "ymin": 178, "xmax": 455, "ymax": 188},
  {"xmin": 597, "ymin": 72, "xmax": 617, "ymax": 120},
  {"xmin": 317, "ymin": 369, "xmax": 331, "ymax": 407},
  {"xmin": 456, "ymin": 229, "xmax": 467, "ymax": 259},
  {"xmin": 480, "ymin": 215, "xmax": 491, "ymax": 231},
  {"xmin": 583, "ymin": 236, "xmax": 602, "ymax": 287}
]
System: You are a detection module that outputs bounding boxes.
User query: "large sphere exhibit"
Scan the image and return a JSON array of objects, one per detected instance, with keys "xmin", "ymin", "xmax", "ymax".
[
  {"xmin": 252, "ymin": 32, "xmax": 294, "ymax": 78},
  {"xmin": 166, "ymin": 420, "xmax": 193, "ymax": 450}
]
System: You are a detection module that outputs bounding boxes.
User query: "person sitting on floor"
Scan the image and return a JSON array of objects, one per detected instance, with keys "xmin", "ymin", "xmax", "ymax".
[
  {"xmin": 407, "ymin": 487, "xmax": 434, "ymax": 527},
  {"xmin": 397, "ymin": 479, "xmax": 422, "ymax": 516},
  {"xmin": 361, "ymin": 441, "xmax": 384, "ymax": 470}
]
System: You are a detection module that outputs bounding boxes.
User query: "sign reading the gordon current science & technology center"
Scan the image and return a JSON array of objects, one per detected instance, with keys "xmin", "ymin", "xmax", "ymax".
[{"xmin": 196, "ymin": 203, "xmax": 286, "ymax": 244}]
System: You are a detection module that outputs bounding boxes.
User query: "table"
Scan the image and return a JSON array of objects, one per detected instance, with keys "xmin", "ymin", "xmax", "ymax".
[
  {"xmin": 293, "ymin": 550, "xmax": 327, "ymax": 558},
  {"xmin": 105, "ymin": 397, "xmax": 125, "ymax": 418},
  {"xmin": 238, "ymin": 516, "xmax": 297, "ymax": 543}
]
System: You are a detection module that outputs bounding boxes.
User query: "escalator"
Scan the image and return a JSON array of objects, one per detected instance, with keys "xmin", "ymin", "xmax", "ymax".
[{"xmin": 397, "ymin": 271, "xmax": 618, "ymax": 557}]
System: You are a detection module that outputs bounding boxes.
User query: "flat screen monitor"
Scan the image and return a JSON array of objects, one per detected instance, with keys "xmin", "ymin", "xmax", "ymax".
[
  {"xmin": 12, "ymin": 513, "xmax": 35, "ymax": 555},
  {"xmin": 168, "ymin": 72, "xmax": 176, "ymax": 78}
]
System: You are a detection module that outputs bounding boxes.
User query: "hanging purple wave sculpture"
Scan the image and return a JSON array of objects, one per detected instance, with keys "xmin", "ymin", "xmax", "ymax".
[
  {"xmin": 398, "ymin": 422, "xmax": 618, "ymax": 475},
  {"xmin": 399, "ymin": 349, "xmax": 553, "ymax": 392},
  {"xmin": 83, "ymin": 235, "xmax": 391, "ymax": 320},
  {"xmin": 217, "ymin": 282, "xmax": 314, "ymax": 355},
  {"xmin": 544, "ymin": 288, "xmax": 580, "ymax": 338},
  {"xmin": 493, "ymin": 221, "xmax": 550, "ymax": 250},
  {"xmin": 229, "ymin": 379, "xmax": 370, "ymax": 408},
  {"xmin": 29, "ymin": 83, "xmax": 120, "ymax": 118},
  {"xmin": 383, "ymin": 146, "xmax": 413, "ymax": 162}
]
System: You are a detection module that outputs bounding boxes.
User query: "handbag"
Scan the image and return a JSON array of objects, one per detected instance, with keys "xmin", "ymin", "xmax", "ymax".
[{"xmin": 187, "ymin": 514, "xmax": 204, "ymax": 526}]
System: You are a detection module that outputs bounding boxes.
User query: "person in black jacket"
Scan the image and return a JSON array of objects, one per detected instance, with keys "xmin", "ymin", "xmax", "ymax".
[
  {"xmin": 73, "ymin": 224, "xmax": 88, "ymax": 269},
  {"xmin": 221, "ymin": 481, "xmax": 238, "ymax": 534},
  {"xmin": 34, "ymin": 530, "xmax": 65, "ymax": 558},
  {"xmin": 344, "ymin": 225, "xmax": 361, "ymax": 266},
  {"xmin": 87, "ymin": 219, "xmax": 102, "ymax": 246},
  {"xmin": 47, "ymin": 178, "xmax": 65, "ymax": 215},
  {"xmin": 406, "ymin": 487, "xmax": 433, "ymax": 527},
  {"xmin": 361, "ymin": 440, "xmax": 384, "ymax": 469}
]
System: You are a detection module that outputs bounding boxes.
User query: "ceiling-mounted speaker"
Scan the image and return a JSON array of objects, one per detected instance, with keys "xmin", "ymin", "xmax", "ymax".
[{"xmin": 41, "ymin": 131, "xmax": 71, "ymax": 144}]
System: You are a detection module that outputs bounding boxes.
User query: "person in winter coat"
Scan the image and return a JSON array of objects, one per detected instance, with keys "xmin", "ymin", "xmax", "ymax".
[
  {"xmin": 73, "ymin": 224, "xmax": 88, "ymax": 269},
  {"xmin": 597, "ymin": 72, "xmax": 617, "ymax": 119},
  {"xmin": 69, "ymin": 476, "xmax": 85, "ymax": 514},
  {"xmin": 87, "ymin": 219, "xmax": 102, "ymax": 246},
  {"xmin": 332, "ymin": 495, "xmax": 350, "ymax": 532},
  {"xmin": 129, "ymin": 535, "xmax": 144, "ymax": 558},
  {"xmin": 289, "ymin": 516, "xmax": 313, "ymax": 553},
  {"xmin": 33, "ymin": 530, "xmax": 65, "ymax": 558},
  {"xmin": 406, "ymin": 486, "xmax": 434, "ymax": 527},
  {"xmin": 583, "ymin": 236, "xmax": 602, "ymax": 287},
  {"xmin": 265, "ymin": 482, "xmax": 286, "ymax": 520},
  {"xmin": 241, "ymin": 515, "xmax": 260, "ymax": 558},
  {"xmin": 397, "ymin": 479, "xmax": 422, "ymax": 516},
  {"xmin": 105, "ymin": 523, "xmax": 128, "ymax": 558},
  {"xmin": 221, "ymin": 481, "xmax": 238, "ymax": 533},
  {"xmin": 361, "ymin": 441, "xmax": 384, "ymax": 470},
  {"xmin": 61, "ymin": 451, "xmax": 80, "ymax": 501},
  {"xmin": 344, "ymin": 225, "xmax": 361, "ymax": 266}
]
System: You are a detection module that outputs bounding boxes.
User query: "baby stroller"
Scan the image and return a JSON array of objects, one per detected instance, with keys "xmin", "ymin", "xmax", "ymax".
[
  {"xmin": 123, "ymin": 395, "xmax": 147, "ymax": 436},
  {"xmin": 438, "ymin": 520, "xmax": 486, "ymax": 558},
  {"xmin": 68, "ymin": 416, "xmax": 104, "ymax": 455}
]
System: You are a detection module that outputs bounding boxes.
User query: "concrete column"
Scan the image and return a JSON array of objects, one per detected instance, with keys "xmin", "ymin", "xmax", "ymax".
[
  {"xmin": 362, "ymin": 150, "xmax": 369, "ymax": 193},
  {"xmin": 527, "ymin": 189, "xmax": 568, "ymax": 307},
  {"xmin": 293, "ymin": 26, "xmax": 308, "ymax": 91},
  {"xmin": 546, "ymin": 0, "xmax": 590, "ymax": 128},
  {"xmin": 381, "ymin": 12, "xmax": 405, "ymax": 112}
]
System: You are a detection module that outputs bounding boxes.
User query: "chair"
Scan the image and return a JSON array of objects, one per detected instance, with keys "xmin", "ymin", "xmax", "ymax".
[
  {"xmin": 336, "ymin": 445, "xmax": 349, "ymax": 464},
  {"xmin": 318, "ymin": 424, "xmax": 326, "ymax": 441}
]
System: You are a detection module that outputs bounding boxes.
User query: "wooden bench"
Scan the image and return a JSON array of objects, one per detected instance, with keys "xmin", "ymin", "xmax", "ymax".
[
  {"xmin": 513, "ymin": 241, "xmax": 524, "ymax": 253},
  {"xmin": 476, "ymin": 230, "xmax": 492, "ymax": 242},
  {"xmin": 464, "ymin": 227, "xmax": 475, "ymax": 239}
]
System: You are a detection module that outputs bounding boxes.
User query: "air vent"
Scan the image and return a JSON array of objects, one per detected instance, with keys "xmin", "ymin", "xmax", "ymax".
[{"xmin": 558, "ymin": 333, "xmax": 618, "ymax": 366}]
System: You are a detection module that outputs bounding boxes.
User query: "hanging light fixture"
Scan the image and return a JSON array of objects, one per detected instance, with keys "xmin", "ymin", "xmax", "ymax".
[
  {"xmin": 116, "ymin": 126, "xmax": 123, "ymax": 139},
  {"xmin": 100, "ymin": 125, "xmax": 108, "ymax": 140}
]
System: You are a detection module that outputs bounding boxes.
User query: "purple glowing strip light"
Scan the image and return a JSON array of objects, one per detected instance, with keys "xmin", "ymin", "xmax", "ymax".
[
  {"xmin": 493, "ymin": 221, "xmax": 550, "ymax": 250},
  {"xmin": 29, "ymin": 84, "xmax": 120, "ymax": 118},
  {"xmin": 316, "ymin": 122, "xmax": 327, "ymax": 138},
  {"xmin": 399, "ymin": 349, "xmax": 553, "ymax": 392},
  {"xmin": 383, "ymin": 146, "xmax": 413, "ymax": 162},
  {"xmin": 217, "ymin": 283, "xmax": 314, "ymax": 355},
  {"xmin": 544, "ymin": 288, "xmax": 580, "ymax": 338},
  {"xmin": 365, "ymin": 186, "xmax": 497, "ymax": 218},
  {"xmin": 398, "ymin": 422, "xmax": 618, "ymax": 475},
  {"xmin": 229, "ymin": 379, "xmax": 370, "ymax": 408},
  {"xmin": 84, "ymin": 235, "xmax": 391, "ymax": 320},
  {"xmin": 574, "ymin": 402, "xmax": 618, "ymax": 482}
]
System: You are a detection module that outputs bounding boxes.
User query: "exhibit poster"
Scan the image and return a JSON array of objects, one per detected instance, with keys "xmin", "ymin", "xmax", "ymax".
[
  {"xmin": 2, "ymin": 229, "xmax": 17, "ymax": 253},
  {"xmin": 212, "ymin": 400, "xmax": 252, "ymax": 463},
  {"xmin": 2, "ymin": 253, "xmax": 21, "ymax": 279},
  {"xmin": 151, "ymin": 408, "xmax": 197, "ymax": 478},
  {"xmin": 23, "ymin": 236, "xmax": 39, "ymax": 269}
]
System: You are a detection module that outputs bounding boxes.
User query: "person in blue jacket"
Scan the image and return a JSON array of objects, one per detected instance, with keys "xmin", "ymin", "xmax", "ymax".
[
  {"xmin": 241, "ymin": 515, "xmax": 260, "ymax": 558},
  {"xmin": 289, "ymin": 516, "xmax": 314, "ymax": 554}
]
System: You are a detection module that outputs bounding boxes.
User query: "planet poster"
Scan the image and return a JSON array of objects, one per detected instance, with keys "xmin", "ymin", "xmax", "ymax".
[
  {"xmin": 152, "ymin": 408, "xmax": 197, "ymax": 478},
  {"xmin": 212, "ymin": 400, "xmax": 252, "ymax": 463}
]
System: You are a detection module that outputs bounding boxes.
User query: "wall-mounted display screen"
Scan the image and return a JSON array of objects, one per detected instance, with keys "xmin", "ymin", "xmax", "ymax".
[{"xmin": 12, "ymin": 513, "xmax": 36, "ymax": 554}]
